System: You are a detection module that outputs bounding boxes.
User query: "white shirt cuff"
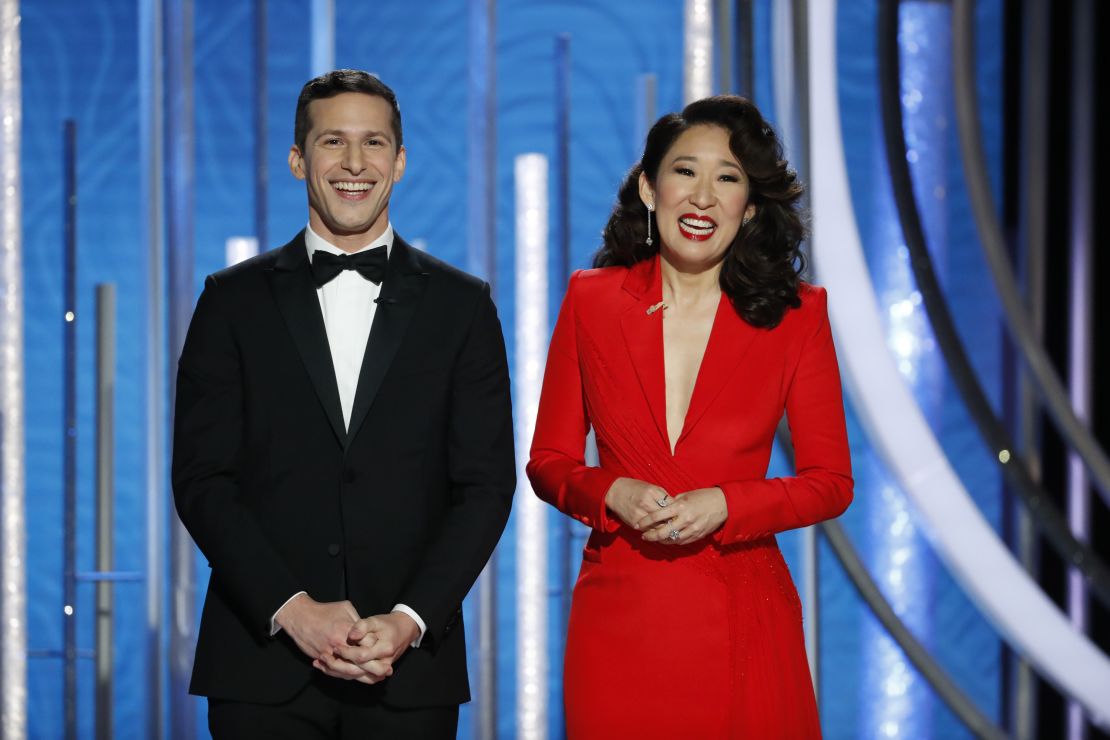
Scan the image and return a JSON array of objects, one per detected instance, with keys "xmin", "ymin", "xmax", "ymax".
[
  {"xmin": 391, "ymin": 604, "xmax": 427, "ymax": 648},
  {"xmin": 270, "ymin": 591, "xmax": 307, "ymax": 637}
]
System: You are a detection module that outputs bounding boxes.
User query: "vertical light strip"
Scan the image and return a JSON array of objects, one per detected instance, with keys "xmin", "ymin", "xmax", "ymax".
[
  {"xmin": 683, "ymin": 0, "xmax": 714, "ymax": 103},
  {"xmin": 139, "ymin": 0, "xmax": 165, "ymax": 735},
  {"xmin": 309, "ymin": 0, "xmax": 334, "ymax": 79},
  {"xmin": 514, "ymin": 154, "xmax": 548, "ymax": 740},
  {"xmin": 0, "ymin": 0, "xmax": 24, "ymax": 737},
  {"xmin": 1066, "ymin": 1, "xmax": 1093, "ymax": 737}
]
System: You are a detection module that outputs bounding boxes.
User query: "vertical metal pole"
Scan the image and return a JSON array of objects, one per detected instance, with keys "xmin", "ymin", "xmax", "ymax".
[
  {"xmin": 62, "ymin": 119, "xmax": 78, "ymax": 740},
  {"xmin": 254, "ymin": 0, "xmax": 268, "ymax": 250},
  {"xmin": 553, "ymin": 38, "xmax": 573, "ymax": 682},
  {"xmin": 140, "ymin": 0, "xmax": 166, "ymax": 735},
  {"xmin": 735, "ymin": 0, "xmax": 754, "ymax": 97},
  {"xmin": 778, "ymin": 0, "xmax": 816, "ymax": 698},
  {"xmin": 1014, "ymin": 0, "xmax": 1049, "ymax": 734},
  {"xmin": 165, "ymin": 0, "xmax": 196, "ymax": 735},
  {"xmin": 1066, "ymin": 2, "xmax": 1094, "ymax": 738},
  {"xmin": 0, "ymin": 0, "xmax": 27, "ymax": 734},
  {"xmin": 715, "ymin": 0, "xmax": 733, "ymax": 94},
  {"xmin": 95, "ymin": 285, "xmax": 116, "ymax": 740},
  {"xmin": 468, "ymin": 1, "xmax": 498, "ymax": 736}
]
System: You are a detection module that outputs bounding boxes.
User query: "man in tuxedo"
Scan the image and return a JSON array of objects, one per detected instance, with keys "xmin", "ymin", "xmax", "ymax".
[{"xmin": 172, "ymin": 69, "xmax": 515, "ymax": 738}]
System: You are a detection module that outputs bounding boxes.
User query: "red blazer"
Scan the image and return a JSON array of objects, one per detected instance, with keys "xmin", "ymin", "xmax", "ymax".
[{"xmin": 527, "ymin": 255, "xmax": 852, "ymax": 545}]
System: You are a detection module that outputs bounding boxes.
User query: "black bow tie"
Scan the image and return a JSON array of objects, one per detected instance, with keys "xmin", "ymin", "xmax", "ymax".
[{"xmin": 310, "ymin": 246, "xmax": 388, "ymax": 288}]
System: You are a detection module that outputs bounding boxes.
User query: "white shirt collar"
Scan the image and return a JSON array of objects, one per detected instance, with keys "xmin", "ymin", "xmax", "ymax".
[{"xmin": 304, "ymin": 223, "xmax": 394, "ymax": 260}]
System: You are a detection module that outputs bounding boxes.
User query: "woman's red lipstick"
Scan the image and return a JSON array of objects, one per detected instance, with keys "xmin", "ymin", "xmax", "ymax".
[{"xmin": 677, "ymin": 213, "xmax": 717, "ymax": 241}]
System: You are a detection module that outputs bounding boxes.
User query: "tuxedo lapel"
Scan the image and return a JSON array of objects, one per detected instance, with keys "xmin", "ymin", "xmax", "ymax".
[
  {"xmin": 619, "ymin": 257, "xmax": 670, "ymax": 450},
  {"xmin": 676, "ymin": 297, "xmax": 761, "ymax": 448},
  {"xmin": 266, "ymin": 231, "xmax": 347, "ymax": 446},
  {"xmin": 345, "ymin": 236, "xmax": 429, "ymax": 449}
]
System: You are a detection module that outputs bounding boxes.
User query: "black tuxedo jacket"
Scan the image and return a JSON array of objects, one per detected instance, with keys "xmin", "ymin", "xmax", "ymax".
[{"xmin": 171, "ymin": 231, "xmax": 515, "ymax": 707}]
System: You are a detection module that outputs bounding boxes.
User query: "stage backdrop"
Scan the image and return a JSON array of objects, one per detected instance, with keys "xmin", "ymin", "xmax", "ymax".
[{"xmin": 19, "ymin": 0, "xmax": 1002, "ymax": 737}]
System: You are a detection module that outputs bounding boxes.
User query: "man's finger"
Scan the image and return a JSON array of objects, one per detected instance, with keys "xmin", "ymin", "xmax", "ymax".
[
  {"xmin": 331, "ymin": 643, "xmax": 378, "ymax": 664},
  {"xmin": 315, "ymin": 653, "xmax": 367, "ymax": 679},
  {"xmin": 347, "ymin": 616, "xmax": 380, "ymax": 642},
  {"xmin": 357, "ymin": 659, "xmax": 394, "ymax": 679}
]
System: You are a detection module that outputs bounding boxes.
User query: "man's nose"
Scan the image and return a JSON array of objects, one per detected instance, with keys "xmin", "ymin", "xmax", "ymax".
[{"xmin": 342, "ymin": 146, "xmax": 366, "ymax": 173}]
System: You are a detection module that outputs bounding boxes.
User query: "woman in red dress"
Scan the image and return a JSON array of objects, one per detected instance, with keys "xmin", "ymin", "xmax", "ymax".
[{"xmin": 526, "ymin": 96, "xmax": 853, "ymax": 739}]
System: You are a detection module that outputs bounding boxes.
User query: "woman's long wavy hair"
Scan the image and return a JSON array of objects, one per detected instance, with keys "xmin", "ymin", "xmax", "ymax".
[{"xmin": 594, "ymin": 96, "xmax": 806, "ymax": 328}]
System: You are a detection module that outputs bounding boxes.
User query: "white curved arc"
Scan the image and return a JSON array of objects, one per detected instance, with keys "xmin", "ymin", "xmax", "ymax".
[{"xmin": 806, "ymin": 0, "xmax": 1110, "ymax": 726}]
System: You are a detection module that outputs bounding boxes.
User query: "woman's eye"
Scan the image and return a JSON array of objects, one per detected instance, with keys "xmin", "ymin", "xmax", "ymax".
[
  {"xmin": 719, "ymin": 174, "xmax": 739, "ymax": 183},
  {"xmin": 675, "ymin": 167, "xmax": 694, "ymax": 176}
]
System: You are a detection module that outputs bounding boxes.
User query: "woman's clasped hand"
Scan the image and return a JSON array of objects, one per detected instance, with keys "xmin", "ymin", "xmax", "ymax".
[{"xmin": 604, "ymin": 477, "xmax": 728, "ymax": 545}]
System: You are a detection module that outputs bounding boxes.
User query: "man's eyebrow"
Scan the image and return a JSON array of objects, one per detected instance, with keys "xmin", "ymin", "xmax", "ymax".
[
  {"xmin": 670, "ymin": 154, "xmax": 743, "ymax": 171},
  {"xmin": 314, "ymin": 129, "xmax": 393, "ymax": 141}
]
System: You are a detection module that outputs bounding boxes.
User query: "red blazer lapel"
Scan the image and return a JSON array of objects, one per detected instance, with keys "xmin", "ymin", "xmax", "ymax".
[
  {"xmin": 618, "ymin": 257, "xmax": 670, "ymax": 449},
  {"xmin": 675, "ymin": 295, "xmax": 762, "ymax": 449}
]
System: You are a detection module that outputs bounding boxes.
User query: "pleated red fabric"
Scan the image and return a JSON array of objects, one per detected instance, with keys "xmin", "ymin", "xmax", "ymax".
[{"xmin": 527, "ymin": 256, "xmax": 853, "ymax": 740}]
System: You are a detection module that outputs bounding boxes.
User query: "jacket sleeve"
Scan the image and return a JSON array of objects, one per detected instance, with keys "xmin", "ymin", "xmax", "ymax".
[
  {"xmin": 395, "ymin": 283, "xmax": 516, "ymax": 647},
  {"xmin": 526, "ymin": 272, "xmax": 621, "ymax": 532},
  {"xmin": 171, "ymin": 276, "xmax": 304, "ymax": 637},
  {"xmin": 715, "ymin": 287, "xmax": 854, "ymax": 544}
]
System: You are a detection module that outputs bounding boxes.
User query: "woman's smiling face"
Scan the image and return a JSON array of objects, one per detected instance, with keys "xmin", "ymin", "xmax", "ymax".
[{"xmin": 640, "ymin": 124, "xmax": 755, "ymax": 273}]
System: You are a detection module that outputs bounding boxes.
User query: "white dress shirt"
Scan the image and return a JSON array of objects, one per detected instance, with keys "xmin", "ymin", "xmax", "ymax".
[{"xmin": 270, "ymin": 224, "xmax": 426, "ymax": 647}]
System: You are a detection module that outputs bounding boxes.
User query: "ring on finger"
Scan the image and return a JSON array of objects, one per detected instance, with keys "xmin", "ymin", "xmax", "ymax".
[
  {"xmin": 656, "ymin": 495, "xmax": 669, "ymax": 508},
  {"xmin": 668, "ymin": 528, "xmax": 681, "ymax": 541}
]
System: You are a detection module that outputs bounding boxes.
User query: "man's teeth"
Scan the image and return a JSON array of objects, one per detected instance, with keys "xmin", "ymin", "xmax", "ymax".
[{"xmin": 334, "ymin": 182, "xmax": 371, "ymax": 192}]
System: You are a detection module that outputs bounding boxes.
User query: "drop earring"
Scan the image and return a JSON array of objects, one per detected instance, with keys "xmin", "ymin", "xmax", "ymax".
[{"xmin": 646, "ymin": 202, "xmax": 654, "ymax": 246}]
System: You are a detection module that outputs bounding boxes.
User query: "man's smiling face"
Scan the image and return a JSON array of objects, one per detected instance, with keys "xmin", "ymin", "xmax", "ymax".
[{"xmin": 288, "ymin": 92, "xmax": 406, "ymax": 252}]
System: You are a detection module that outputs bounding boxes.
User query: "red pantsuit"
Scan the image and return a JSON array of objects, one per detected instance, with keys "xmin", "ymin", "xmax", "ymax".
[{"xmin": 527, "ymin": 256, "xmax": 853, "ymax": 739}]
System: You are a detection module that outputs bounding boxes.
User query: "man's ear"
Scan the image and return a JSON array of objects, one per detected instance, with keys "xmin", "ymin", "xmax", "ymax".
[
  {"xmin": 288, "ymin": 146, "xmax": 306, "ymax": 180},
  {"xmin": 392, "ymin": 145, "xmax": 407, "ymax": 183}
]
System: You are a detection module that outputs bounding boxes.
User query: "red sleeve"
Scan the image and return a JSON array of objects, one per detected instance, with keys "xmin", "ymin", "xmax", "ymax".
[
  {"xmin": 526, "ymin": 272, "xmax": 621, "ymax": 532},
  {"xmin": 715, "ymin": 287, "xmax": 854, "ymax": 544}
]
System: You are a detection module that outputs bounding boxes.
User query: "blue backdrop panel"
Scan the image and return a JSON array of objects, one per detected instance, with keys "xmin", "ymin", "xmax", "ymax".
[{"xmin": 22, "ymin": 0, "xmax": 148, "ymax": 736}]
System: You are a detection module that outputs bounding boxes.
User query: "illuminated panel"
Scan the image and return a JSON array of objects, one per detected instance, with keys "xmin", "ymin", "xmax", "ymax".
[
  {"xmin": 683, "ymin": 0, "xmax": 713, "ymax": 103},
  {"xmin": 806, "ymin": 0, "xmax": 1110, "ymax": 727},
  {"xmin": 0, "ymin": 0, "xmax": 25, "ymax": 735},
  {"xmin": 514, "ymin": 153, "xmax": 548, "ymax": 740}
]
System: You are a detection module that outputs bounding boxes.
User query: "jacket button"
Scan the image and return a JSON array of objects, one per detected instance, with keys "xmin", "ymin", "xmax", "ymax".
[
  {"xmin": 327, "ymin": 544, "xmax": 341, "ymax": 557},
  {"xmin": 343, "ymin": 469, "xmax": 356, "ymax": 483}
]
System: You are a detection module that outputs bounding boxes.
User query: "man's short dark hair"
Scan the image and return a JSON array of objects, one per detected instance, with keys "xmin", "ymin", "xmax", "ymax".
[{"xmin": 294, "ymin": 69, "xmax": 403, "ymax": 152}]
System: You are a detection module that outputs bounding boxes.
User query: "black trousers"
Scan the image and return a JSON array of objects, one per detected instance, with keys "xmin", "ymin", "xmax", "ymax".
[{"xmin": 208, "ymin": 675, "xmax": 459, "ymax": 740}]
